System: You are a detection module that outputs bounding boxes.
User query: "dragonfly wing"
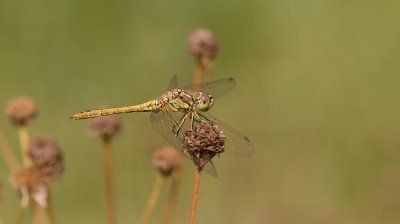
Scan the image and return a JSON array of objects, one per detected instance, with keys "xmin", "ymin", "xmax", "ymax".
[
  {"xmin": 183, "ymin": 77, "xmax": 236, "ymax": 98},
  {"xmin": 165, "ymin": 75, "xmax": 178, "ymax": 91},
  {"xmin": 150, "ymin": 110, "xmax": 185, "ymax": 150},
  {"xmin": 197, "ymin": 111, "xmax": 254, "ymax": 157},
  {"xmin": 202, "ymin": 160, "xmax": 218, "ymax": 177}
]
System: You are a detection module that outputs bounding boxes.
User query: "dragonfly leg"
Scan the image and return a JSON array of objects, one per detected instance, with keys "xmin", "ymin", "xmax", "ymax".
[
  {"xmin": 190, "ymin": 112, "xmax": 195, "ymax": 130},
  {"xmin": 173, "ymin": 113, "xmax": 188, "ymax": 138},
  {"xmin": 194, "ymin": 111, "xmax": 205, "ymax": 123}
]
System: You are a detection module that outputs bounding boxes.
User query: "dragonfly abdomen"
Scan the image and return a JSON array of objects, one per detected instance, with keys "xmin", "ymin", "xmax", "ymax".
[{"xmin": 71, "ymin": 100, "xmax": 160, "ymax": 120}]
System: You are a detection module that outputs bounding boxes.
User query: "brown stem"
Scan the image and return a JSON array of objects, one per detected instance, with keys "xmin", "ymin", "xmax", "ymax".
[
  {"xmin": 31, "ymin": 201, "xmax": 42, "ymax": 224},
  {"xmin": 193, "ymin": 57, "xmax": 204, "ymax": 89},
  {"xmin": 0, "ymin": 129, "xmax": 20, "ymax": 171},
  {"xmin": 103, "ymin": 138, "xmax": 116, "ymax": 224},
  {"xmin": 139, "ymin": 173, "xmax": 166, "ymax": 224},
  {"xmin": 13, "ymin": 205, "xmax": 25, "ymax": 224},
  {"xmin": 18, "ymin": 125, "xmax": 32, "ymax": 167},
  {"xmin": 46, "ymin": 190, "xmax": 55, "ymax": 224},
  {"xmin": 189, "ymin": 169, "xmax": 201, "ymax": 224},
  {"xmin": 160, "ymin": 170, "xmax": 182, "ymax": 224}
]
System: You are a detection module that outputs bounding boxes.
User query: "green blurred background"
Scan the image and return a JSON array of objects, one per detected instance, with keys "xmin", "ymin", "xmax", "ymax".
[{"xmin": 1, "ymin": 0, "xmax": 400, "ymax": 223}]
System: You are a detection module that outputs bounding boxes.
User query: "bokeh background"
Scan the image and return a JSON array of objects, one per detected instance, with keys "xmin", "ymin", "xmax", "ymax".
[{"xmin": 1, "ymin": 0, "xmax": 400, "ymax": 223}]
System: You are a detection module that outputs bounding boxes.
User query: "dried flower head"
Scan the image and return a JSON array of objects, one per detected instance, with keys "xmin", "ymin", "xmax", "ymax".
[
  {"xmin": 5, "ymin": 96, "xmax": 37, "ymax": 126},
  {"xmin": 187, "ymin": 28, "xmax": 219, "ymax": 59},
  {"xmin": 10, "ymin": 167, "xmax": 56, "ymax": 207},
  {"xmin": 90, "ymin": 115, "xmax": 121, "ymax": 139},
  {"xmin": 183, "ymin": 122, "xmax": 225, "ymax": 170},
  {"xmin": 152, "ymin": 146, "xmax": 182, "ymax": 176},
  {"xmin": 28, "ymin": 135, "xmax": 64, "ymax": 177}
]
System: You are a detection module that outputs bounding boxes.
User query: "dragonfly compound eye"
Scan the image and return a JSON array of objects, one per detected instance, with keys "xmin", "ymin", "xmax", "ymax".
[{"xmin": 197, "ymin": 92, "xmax": 212, "ymax": 111}]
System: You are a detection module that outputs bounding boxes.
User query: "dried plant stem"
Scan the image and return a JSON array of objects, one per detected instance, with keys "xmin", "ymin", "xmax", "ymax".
[
  {"xmin": 161, "ymin": 170, "xmax": 182, "ymax": 224},
  {"xmin": 46, "ymin": 191, "xmax": 55, "ymax": 224},
  {"xmin": 13, "ymin": 205, "xmax": 25, "ymax": 224},
  {"xmin": 193, "ymin": 57, "xmax": 204, "ymax": 89},
  {"xmin": 139, "ymin": 173, "xmax": 166, "ymax": 224},
  {"xmin": 31, "ymin": 201, "xmax": 43, "ymax": 224},
  {"xmin": 189, "ymin": 169, "xmax": 201, "ymax": 224},
  {"xmin": 18, "ymin": 126, "xmax": 32, "ymax": 167},
  {"xmin": 0, "ymin": 129, "xmax": 20, "ymax": 171},
  {"xmin": 103, "ymin": 138, "xmax": 116, "ymax": 224}
]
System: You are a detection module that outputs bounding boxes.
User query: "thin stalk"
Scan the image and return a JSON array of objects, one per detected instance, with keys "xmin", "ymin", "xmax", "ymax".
[
  {"xmin": 103, "ymin": 138, "xmax": 116, "ymax": 224},
  {"xmin": 46, "ymin": 190, "xmax": 55, "ymax": 224},
  {"xmin": 139, "ymin": 173, "xmax": 166, "ymax": 224},
  {"xmin": 13, "ymin": 205, "xmax": 25, "ymax": 224},
  {"xmin": 189, "ymin": 169, "xmax": 201, "ymax": 224},
  {"xmin": 193, "ymin": 57, "xmax": 204, "ymax": 89},
  {"xmin": 0, "ymin": 129, "xmax": 20, "ymax": 171},
  {"xmin": 161, "ymin": 170, "xmax": 182, "ymax": 224},
  {"xmin": 17, "ymin": 125, "xmax": 31, "ymax": 167},
  {"xmin": 31, "ymin": 201, "xmax": 43, "ymax": 224}
]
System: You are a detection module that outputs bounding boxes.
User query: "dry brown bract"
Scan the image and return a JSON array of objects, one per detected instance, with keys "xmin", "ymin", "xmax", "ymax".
[
  {"xmin": 152, "ymin": 146, "xmax": 182, "ymax": 176},
  {"xmin": 187, "ymin": 28, "xmax": 219, "ymax": 59},
  {"xmin": 183, "ymin": 122, "xmax": 225, "ymax": 170},
  {"xmin": 90, "ymin": 115, "xmax": 121, "ymax": 140},
  {"xmin": 5, "ymin": 96, "xmax": 37, "ymax": 126}
]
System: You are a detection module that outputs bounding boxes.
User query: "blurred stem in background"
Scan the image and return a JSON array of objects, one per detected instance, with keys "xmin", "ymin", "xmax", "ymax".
[
  {"xmin": 103, "ymin": 137, "xmax": 116, "ymax": 224},
  {"xmin": 141, "ymin": 146, "xmax": 182, "ymax": 224},
  {"xmin": 46, "ymin": 191, "xmax": 55, "ymax": 224},
  {"xmin": 0, "ymin": 129, "xmax": 20, "ymax": 172},
  {"xmin": 160, "ymin": 169, "xmax": 182, "ymax": 224},
  {"xmin": 18, "ymin": 125, "xmax": 32, "ymax": 167},
  {"xmin": 89, "ymin": 114, "xmax": 121, "ymax": 224},
  {"xmin": 139, "ymin": 173, "xmax": 166, "ymax": 224}
]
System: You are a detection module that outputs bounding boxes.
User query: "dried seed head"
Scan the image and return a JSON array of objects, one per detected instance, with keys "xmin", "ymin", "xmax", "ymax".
[
  {"xmin": 90, "ymin": 115, "xmax": 121, "ymax": 139},
  {"xmin": 183, "ymin": 122, "xmax": 225, "ymax": 170},
  {"xmin": 152, "ymin": 146, "xmax": 182, "ymax": 176},
  {"xmin": 28, "ymin": 135, "xmax": 63, "ymax": 167},
  {"xmin": 5, "ymin": 96, "xmax": 37, "ymax": 126},
  {"xmin": 10, "ymin": 167, "xmax": 56, "ymax": 207},
  {"xmin": 187, "ymin": 28, "xmax": 219, "ymax": 59}
]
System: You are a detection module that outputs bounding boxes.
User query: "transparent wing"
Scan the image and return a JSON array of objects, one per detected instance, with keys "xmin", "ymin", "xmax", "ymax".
[
  {"xmin": 202, "ymin": 160, "xmax": 218, "ymax": 177},
  {"xmin": 197, "ymin": 112, "xmax": 254, "ymax": 157},
  {"xmin": 165, "ymin": 75, "xmax": 178, "ymax": 91},
  {"xmin": 183, "ymin": 77, "xmax": 236, "ymax": 98},
  {"xmin": 150, "ymin": 110, "xmax": 186, "ymax": 151},
  {"xmin": 150, "ymin": 110, "xmax": 218, "ymax": 177}
]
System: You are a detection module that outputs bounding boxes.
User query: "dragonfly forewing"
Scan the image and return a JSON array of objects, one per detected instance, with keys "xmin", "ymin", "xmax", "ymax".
[{"xmin": 183, "ymin": 77, "xmax": 236, "ymax": 98}]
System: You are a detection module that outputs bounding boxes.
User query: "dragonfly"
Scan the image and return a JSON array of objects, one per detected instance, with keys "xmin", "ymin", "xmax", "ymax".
[{"xmin": 71, "ymin": 76, "xmax": 253, "ymax": 176}]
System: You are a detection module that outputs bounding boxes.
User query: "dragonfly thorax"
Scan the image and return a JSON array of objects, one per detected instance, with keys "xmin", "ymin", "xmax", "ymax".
[{"xmin": 160, "ymin": 89, "xmax": 214, "ymax": 112}]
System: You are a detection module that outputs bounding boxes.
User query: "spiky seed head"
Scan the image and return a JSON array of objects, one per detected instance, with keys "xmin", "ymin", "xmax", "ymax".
[
  {"xmin": 183, "ymin": 122, "xmax": 225, "ymax": 170},
  {"xmin": 187, "ymin": 28, "xmax": 219, "ymax": 59},
  {"xmin": 152, "ymin": 146, "xmax": 182, "ymax": 176},
  {"xmin": 89, "ymin": 115, "xmax": 121, "ymax": 140},
  {"xmin": 5, "ymin": 96, "xmax": 37, "ymax": 126}
]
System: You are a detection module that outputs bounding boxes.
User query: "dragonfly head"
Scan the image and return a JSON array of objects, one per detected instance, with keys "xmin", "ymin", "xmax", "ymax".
[{"xmin": 196, "ymin": 91, "xmax": 214, "ymax": 111}]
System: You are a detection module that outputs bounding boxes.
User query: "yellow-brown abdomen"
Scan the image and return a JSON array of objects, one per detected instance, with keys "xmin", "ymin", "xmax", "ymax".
[{"xmin": 71, "ymin": 100, "xmax": 159, "ymax": 120}]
